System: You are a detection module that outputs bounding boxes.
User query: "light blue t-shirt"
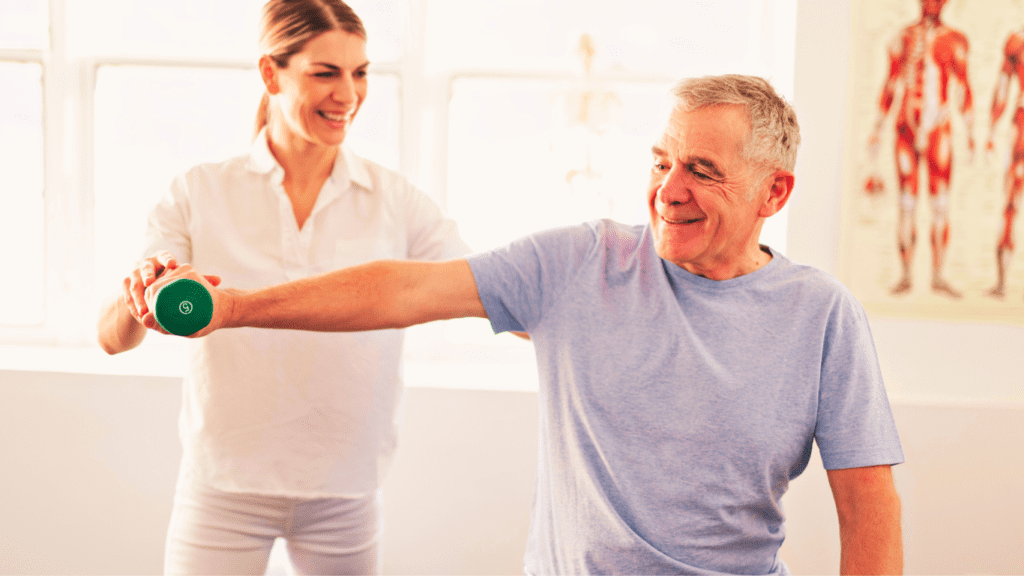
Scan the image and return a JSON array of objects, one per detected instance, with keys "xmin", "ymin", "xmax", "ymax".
[{"xmin": 466, "ymin": 220, "xmax": 904, "ymax": 576}]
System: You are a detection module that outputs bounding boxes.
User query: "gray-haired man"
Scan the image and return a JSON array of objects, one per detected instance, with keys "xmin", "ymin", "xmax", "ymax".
[{"xmin": 135, "ymin": 75, "xmax": 904, "ymax": 575}]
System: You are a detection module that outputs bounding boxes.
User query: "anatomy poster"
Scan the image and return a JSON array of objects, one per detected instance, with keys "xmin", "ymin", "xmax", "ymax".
[{"xmin": 841, "ymin": 0, "xmax": 1024, "ymax": 324}]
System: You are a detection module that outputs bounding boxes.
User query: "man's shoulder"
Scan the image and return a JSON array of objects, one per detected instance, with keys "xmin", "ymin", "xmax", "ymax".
[
  {"xmin": 764, "ymin": 252, "xmax": 860, "ymax": 307},
  {"xmin": 475, "ymin": 219, "xmax": 643, "ymax": 274},
  {"xmin": 592, "ymin": 219, "xmax": 647, "ymax": 247},
  {"xmin": 519, "ymin": 219, "xmax": 642, "ymax": 248}
]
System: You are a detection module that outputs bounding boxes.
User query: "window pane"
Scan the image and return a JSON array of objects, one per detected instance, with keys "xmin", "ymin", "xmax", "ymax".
[
  {"xmin": 425, "ymin": 0, "xmax": 757, "ymax": 75},
  {"xmin": 0, "ymin": 0, "xmax": 47, "ymax": 50},
  {"xmin": 446, "ymin": 76, "xmax": 671, "ymax": 252},
  {"xmin": 92, "ymin": 65, "xmax": 399, "ymax": 311},
  {"xmin": 347, "ymin": 0, "xmax": 403, "ymax": 63},
  {"xmin": 67, "ymin": 0, "xmax": 262, "ymax": 60},
  {"xmin": 66, "ymin": 0, "xmax": 401, "ymax": 62},
  {"xmin": 348, "ymin": 73, "xmax": 400, "ymax": 170},
  {"xmin": 0, "ymin": 62, "xmax": 45, "ymax": 325}
]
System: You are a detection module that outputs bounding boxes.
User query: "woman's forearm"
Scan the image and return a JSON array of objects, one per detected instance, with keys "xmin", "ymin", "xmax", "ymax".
[{"xmin": 97, "ymin": 295, "xmax": 148, "ymax": 354}]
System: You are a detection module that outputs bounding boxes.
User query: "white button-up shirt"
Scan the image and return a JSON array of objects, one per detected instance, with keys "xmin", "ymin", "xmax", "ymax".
[{"xmin": 143, "ymin": 130, "xmax": 470, "ymax": 497}]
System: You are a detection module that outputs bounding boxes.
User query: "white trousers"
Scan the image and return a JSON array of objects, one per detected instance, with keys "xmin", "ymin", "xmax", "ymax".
[{"xmin": 164, "ymin": 479, "xmax": 382, "ymax": 575}]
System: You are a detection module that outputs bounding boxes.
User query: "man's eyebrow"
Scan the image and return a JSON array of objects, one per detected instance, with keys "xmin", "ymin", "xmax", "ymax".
[
  {"xmin": 651, "ymin": 145, "xmax": 667, "ymax": 157},
  {"xmin": 686, "ymin": 156, "xmax": 724, "ymax": 178}
]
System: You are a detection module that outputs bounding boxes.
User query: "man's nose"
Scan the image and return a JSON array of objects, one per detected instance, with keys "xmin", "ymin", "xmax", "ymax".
[{"xmin": 658, "ymin": 166, "xmax": 693, "ymax": 205}]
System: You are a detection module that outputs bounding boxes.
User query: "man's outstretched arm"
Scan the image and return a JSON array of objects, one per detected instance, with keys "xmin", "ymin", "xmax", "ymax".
[
  {"xmin": 143, "ymin": 258, "xmax": 488, "ymax": 337},
  {"xmin": 828, "ymin": 464, "xmax": 903, "ymax": 575}
]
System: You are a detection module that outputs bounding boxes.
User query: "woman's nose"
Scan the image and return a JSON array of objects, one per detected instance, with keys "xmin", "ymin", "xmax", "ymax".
[{"xmin": 333, "ymin": 74, "xmax": 357, "ymax": 104}]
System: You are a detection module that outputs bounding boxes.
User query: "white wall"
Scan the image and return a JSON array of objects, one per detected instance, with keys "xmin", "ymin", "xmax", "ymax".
[
  {"xmin": 786, "ymin": 0, "xmax": 1024, "ymax": 573},
  {"xmin": 2, "ymin": 1, "xmax": 1023, "ymax": 574},
  {"xmin": 2, "ymin": 368, "xmax": 1022, "ymax": 575}
]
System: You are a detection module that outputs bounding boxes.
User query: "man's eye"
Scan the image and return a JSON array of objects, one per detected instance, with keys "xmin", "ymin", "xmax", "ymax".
[
  {"xmin": 314, "ymin": 72, "xmax": 336, "ymax": 78},
  {"xmin": 688, "ymin": 166, "xmax": 712, "ymax": 180},
  {"xmin": 355, "ymin": 70, "xmax": 368, "ymax": 79},
  {"xmin": 653, "ymin": 162, "xmax": 669, "ymax": 171}
]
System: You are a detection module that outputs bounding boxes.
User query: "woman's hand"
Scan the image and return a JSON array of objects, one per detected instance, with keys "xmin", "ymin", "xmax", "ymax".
[
  {"xmin": 143, "ymin": 264, "xmax": 229, "ymax": 337},
  {"xmin": 122, "ymin": 251, "xmax": 179, "ymax": 325}
]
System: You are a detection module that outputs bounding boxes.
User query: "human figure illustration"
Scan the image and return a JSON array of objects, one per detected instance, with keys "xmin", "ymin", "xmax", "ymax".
[
  {"xmin": 864, "ymin": 0, "xmax": 975, "ymax": 298},
  {"xmin": 986, "ymin": 28, "xmax": 1024, "ymax": 299}
]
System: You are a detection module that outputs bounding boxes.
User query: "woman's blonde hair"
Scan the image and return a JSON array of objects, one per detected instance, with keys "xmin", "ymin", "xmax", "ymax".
[{"xmin": 254, "ymin": 0, "xmax": 366, "ymax": 139}]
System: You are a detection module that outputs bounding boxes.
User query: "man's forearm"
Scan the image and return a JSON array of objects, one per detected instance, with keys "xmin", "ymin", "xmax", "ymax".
[
  {"xmin": 828, "ymin": 465, "xmax": 903, "ymax": 575},
  {"xmin": 837, "ymin": 487, "xmax": 903, "ymax": 575},
  {"xmin": 228, "ymin": 260, "xmax": 424, "ymax": 332},
  {"xmin": 220, "ymin": 258, "xmax": 486, "ymax": 334}
]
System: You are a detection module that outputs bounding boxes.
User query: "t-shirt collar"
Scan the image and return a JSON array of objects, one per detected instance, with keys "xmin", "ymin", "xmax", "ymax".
[{"xmin": 644, "ymin": 224, "xmax": 781, "ymax": 288}]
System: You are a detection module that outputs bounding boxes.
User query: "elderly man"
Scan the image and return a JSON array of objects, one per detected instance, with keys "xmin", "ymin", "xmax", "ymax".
[{"xmin": 132, "ymin": 75, "xmax": 904, "ymax": 575}]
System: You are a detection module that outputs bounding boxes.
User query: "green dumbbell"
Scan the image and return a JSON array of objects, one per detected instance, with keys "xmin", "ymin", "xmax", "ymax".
[{"xmin": 153, "ymin": 278, "xmax": 213, "ymax": 336}]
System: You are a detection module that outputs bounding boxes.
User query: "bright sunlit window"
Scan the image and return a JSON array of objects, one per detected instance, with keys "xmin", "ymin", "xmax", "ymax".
[
  {"xmin": 0, "ymin": 0, "xmax": 796, "ymax": 384},
  {"xmin": 0, "ymin": 61, "xmax": 45, "ymax": 326}
]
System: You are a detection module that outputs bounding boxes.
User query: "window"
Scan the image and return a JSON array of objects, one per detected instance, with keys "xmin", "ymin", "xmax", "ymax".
[
  {"xmin": 0, "ymin": 61, "xmax": 45, "ymax": 326},
  {"xmin": 1, "ymin": 0, "xmax": 796, "ymax": 384}
]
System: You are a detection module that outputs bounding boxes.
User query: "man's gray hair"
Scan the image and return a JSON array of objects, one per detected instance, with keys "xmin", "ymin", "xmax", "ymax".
[{"xmin": 671, "ymin": 75, "xmax": 800, "ymax": 172}]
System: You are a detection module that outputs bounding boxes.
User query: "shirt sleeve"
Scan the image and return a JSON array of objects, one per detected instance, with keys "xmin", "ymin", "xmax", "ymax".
[
  {"xmin": 814, "ymin": 293, "xmax": 905, "ymax": 470},
  {"xmin": 466, "ymin": 221, "xmax": 602, "ymax": 334},
  {"xmin": 402, "ymin": 183, "xmax": 472, "ymax": 262},
  {"xmin": 141, "ymin": 171, "xmax": 193, "ymax": 264}
]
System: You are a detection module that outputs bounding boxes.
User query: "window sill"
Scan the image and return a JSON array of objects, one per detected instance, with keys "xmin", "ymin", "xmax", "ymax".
[{"xmin": 0, "ymin": 341, "xmax": 540, "ymax": 392}]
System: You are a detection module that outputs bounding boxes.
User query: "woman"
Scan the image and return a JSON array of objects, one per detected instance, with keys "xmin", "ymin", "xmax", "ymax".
[{"xmin": 97, "ymin": 1, "xmax": 469, "ymax": 573}]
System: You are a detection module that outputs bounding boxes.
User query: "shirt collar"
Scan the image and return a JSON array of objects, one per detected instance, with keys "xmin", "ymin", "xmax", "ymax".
[
  {"xmin": 247, "ymin": 127, "xmax": 281, "ymax": 178},
  {"xmin": 336, "ymin": 145, "xmax": 373, "ymax": 193},
  {"xmin": 246, "ymin": 127, "xmax": 373, "ymax": 193}
]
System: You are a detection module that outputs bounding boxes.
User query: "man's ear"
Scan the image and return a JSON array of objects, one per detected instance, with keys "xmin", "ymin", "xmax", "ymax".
[
  {"xmin": 758, "ymin": 170, "xmax": 795, "ymax": 218},
  {"xmin": 259, "ymin": 55, "xmax": 280, "ymax": 95}
]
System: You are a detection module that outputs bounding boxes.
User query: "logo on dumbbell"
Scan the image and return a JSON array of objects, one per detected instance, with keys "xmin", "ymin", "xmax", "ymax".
[{"xmin": 179, "ymin": 301, "xmax": 194, "ymax": 315}]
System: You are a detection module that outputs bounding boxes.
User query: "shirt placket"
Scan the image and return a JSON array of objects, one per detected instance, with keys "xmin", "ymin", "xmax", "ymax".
[{"xmin": 274, "ymin": 182, "xmax": 310, "ymax": 282}]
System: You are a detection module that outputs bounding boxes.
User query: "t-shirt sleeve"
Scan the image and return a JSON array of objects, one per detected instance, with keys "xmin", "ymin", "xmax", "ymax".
[
  {"xmin": 814, "ymin": 293, "xmax": 905, "ymax": 470},
  {"xmin": 402, "ymin": 183, "xmax": 472, "ymax": 261},
  {"xmin": 141, "ymin": 171, "xmax": 193, "ymax": 264},
  {"xmin": 466, "ymin": 221, "xmax": 602, "ymax": 334}
]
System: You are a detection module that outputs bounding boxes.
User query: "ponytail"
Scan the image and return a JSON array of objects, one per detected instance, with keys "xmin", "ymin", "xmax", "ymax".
[{"xmin": 254, "ymin": 92, "xmax": 270, "ymax": 141}]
